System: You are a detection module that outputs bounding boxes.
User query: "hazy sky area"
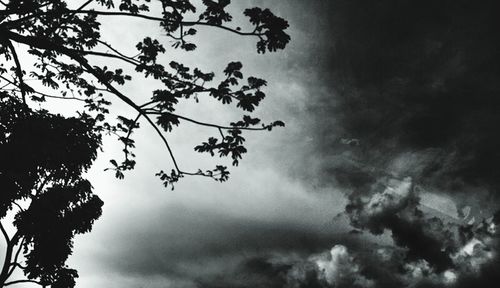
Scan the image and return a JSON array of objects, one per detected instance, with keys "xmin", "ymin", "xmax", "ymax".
[
  {"xmin": 69, "ymin": 1, "xmax": 356, "ymax": 287},
  {"xmin": 8, "ymin": 1, "xmax": 499, "ymax": 287}
]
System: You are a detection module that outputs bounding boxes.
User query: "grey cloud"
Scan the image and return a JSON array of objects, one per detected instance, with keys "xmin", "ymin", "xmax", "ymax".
[{"xmin": 99, "ymin": 204, "xmax": 361, "ymax": 276}]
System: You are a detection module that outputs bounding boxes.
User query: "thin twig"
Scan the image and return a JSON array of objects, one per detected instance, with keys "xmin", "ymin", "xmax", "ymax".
[
  {"xmin": 146, "ymin": 110, "xmax": 271, "ymax": 131},
  {"xmin": 77, "ymin": 49, "xmax": 140, "ymax": 66},
  {"xmin": 5, "ymin": 88, "xmax": 86, "ymax": 102},
  {"xmin": 121, "ymin": 112, "xmax": 141, "ymax": 161},
  {"xmin": 97, "ymin": 39, "xmax": 138, "ymax": 60},
  {"xmin": 11, "ymin": 202, "xmax": 24, "ymax": 212},
  {"xmin": 4, "ymin": 279, "xmax": 43, "ymax": 286}
]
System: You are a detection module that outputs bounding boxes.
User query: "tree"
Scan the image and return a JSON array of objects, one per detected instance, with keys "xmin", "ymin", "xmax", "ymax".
[{"xmin": 0, "ymin": 0, "xmax": 290, "ymax": 286}]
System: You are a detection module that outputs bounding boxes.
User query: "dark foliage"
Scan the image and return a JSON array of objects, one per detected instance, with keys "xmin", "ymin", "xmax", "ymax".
[
  {"xmin": 0, "ymin": 0, "xmax": 289, "ymax": 286},
  {"xmin": 0, "ymin": 96, "xmax": 102, "ymax": 286}
]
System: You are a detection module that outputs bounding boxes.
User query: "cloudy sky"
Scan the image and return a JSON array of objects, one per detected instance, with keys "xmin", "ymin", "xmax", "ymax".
[{"xmin": 29, "ymin": 1, "xmax": 500, "ymax": 287}]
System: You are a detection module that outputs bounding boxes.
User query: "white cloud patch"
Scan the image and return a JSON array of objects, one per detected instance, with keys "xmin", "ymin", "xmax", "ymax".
[
  {"xmin": 363, "ymin": 177, "xmax": 413, "ymax": 216},
  {"xmin": 313, "ymin": 245, "xmax": 374, "ymax": 288}
]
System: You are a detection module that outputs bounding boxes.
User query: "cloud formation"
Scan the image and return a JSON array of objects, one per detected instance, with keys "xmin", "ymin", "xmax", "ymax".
[
  {"xmin": 298, "ymin": 0, "xmax": 500, "ymax": 287},
  {"xmin": 68, "ymin": 1, "xmax": 500, "ymax": 287}
]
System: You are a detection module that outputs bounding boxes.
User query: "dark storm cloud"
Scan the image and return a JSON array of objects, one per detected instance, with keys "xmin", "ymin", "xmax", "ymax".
[
  {"xmin": 345, "ymin": 178, "xmax": 458, "ymax": 272},
  {"xmin": 196, "ymin": 244, "xmax": 376, "ymax": 288},
  {"xmin": 297, "ymin": 0, "xmax": 500, "ymax": 286},
  {"xmin": 96, "ymin": 204, "xmax": 374, "ymax": 287},
  {"xmin": 309, "ymin": 0, "xmax": 500, "ymax": 197}
]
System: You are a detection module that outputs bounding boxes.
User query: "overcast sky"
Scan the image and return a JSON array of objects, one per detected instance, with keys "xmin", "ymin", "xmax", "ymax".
[
  {"xmin": 29, "ymin": 1, "xmax": 500, "ymax": 287},
  {"xmin": 67, "ymin": 1, "xmax": 355, "ymax": 287}
]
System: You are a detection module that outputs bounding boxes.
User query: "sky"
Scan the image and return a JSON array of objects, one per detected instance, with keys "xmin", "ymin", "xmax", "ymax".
[
  {"xmin": 5, "ymin": 0, "xmax": 500, "ymax": 287},
  {"xmin": 68, "ymin": 1, "xmax": 359, "ymax": 287}
]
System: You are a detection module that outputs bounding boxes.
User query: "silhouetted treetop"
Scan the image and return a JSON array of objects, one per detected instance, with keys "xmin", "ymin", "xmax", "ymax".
[
  {"xmin": 0, "ymin": 0, "xmax": 290, "ymax": 185},
  {"xmin": 0, "ymin": 95, "xmax": 103, "ymax": 287},
  {"xmin": 0, "ymin": 1, "xmax": 290, "ymax": 287}
]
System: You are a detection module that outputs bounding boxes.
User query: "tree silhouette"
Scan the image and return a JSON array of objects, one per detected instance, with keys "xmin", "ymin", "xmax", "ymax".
[{"xmin": 0, "ymin": 0, "xmax": 290, "ymax": 286}]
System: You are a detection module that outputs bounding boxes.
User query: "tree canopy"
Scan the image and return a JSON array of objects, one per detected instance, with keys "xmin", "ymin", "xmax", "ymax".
[{"xmin": 0, "ymin": 0, "xmax": 290, "ymax": 286}]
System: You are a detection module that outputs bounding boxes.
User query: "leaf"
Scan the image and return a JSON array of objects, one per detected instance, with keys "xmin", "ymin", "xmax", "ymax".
[
  {"xmin": 224, "ymin": 61, "xmax": 243, "ymax": 76},
  {"xmin": 244, "ymin": 8, "xmax": 291, "ymax": 53},
  {"xmin": 156, "ymin": 113, "xmax": 180, "ymax": 132}
]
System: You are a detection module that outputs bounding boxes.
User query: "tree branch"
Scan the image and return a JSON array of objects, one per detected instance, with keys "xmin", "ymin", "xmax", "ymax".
[
  {"xmin": 0, "ymin": 75, "xmax": 17, "ymax": 89},
  {"xmin": 4, "ymin": 88, "xmax": 86, "ymax": 102},
  {"xmin": 97, "ymin": 39, "xmax": 138, "ymax": 61},
  {"xmin": 77, "ymin": 49, "xmax": 140, "ymax": 66},
  {"xmin": 44, "ymin": 0, "xmax": 94, "ymax": 36},
  {"xmin": 8, "ymin": 263, "xmax": 26, "ymax": 273},
  {"xmin": 75, "ymin": 58, "xmax": 182, "ymax": 174},
  {"xmin": 145, "ymin": 111, "xmax": 272, "ymax": 131},
  {"xmin": 0, "ymin": 82, "xmax": 11, "ymax": 89},
  {"xmin": 3, "ymin": 9, "xmax": 263, "ymax": 37},
  {"xmin": 4, "ymin": 279, "xmax": 43, "ymax": 286},
  {"xmin": 121, "ymin": 112, "xmax": 141, "ymax": 162},
  {"xmin": 76, "ymin": 0, "xmax": 94, "ymax": 11},
  {"xmin": 5, "ymin": 40, "xmax": 26, "ymax": 104},
  {"xmin": 11, "ymin": 202, "xmax": 24, "ymax": 212},
  {"xmin": 7, "ymin": 237, "xmax": 26, "ymax": 278},
  {"xmin": 74, "ymin": 49, "xmax": 212, "ymax": 93},
  {"xmin": 1, "ymin": 29, "xmax": 260, "ymax": 178},
  {"xmin": 182, "ymin": 21, "xmax": 263, "ymax": 36},
  {"xmin": 0, "ymin": 221, "xmax": 9, "ymax": 243},
  {"xmin": 0, "ymin": 232, "xmax": 19, "ymax": 285},
  {"xmin": 70, "ymin": 10, "xmax": 165, "ymax": 21}
]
